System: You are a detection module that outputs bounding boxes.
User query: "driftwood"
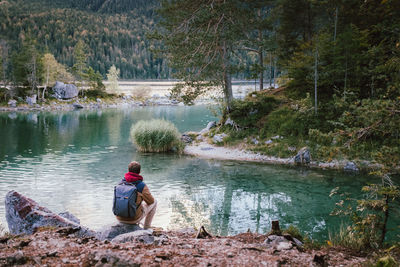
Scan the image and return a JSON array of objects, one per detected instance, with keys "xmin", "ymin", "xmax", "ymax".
[{"xmin": 196, "ymin": 226, "xmax": 212, "ymax": 239}]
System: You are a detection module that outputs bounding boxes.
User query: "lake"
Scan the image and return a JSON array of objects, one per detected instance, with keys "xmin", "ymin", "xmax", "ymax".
[{"xmin": 0, "ymin": 106, "xmax": 394, "ymax": 241}]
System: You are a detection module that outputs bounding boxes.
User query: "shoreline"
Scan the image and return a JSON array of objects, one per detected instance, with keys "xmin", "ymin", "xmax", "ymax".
[{"xmin": 184, "ymin": 141, "xmax": 384, "ymax": 174}]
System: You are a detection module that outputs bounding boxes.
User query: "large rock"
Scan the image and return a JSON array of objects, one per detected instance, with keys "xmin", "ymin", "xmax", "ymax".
[
  {"xmin": 212, "ymin": 133, "xmax": 228, "ymax": 144},
  {"xmin": 294, "ymin": 147, "xmax": 311, "ymax": 165},
  {"xmin": 53, "ymin": 81, "xmax": 79, "ymax": 99},
  {"xmin": 199, "ymin": 121, "xmax": 217, "ymax": 134},
  {"xmin": 96, "ymin": 222, "xmax": 142, "ymax": 241},
  {"xmin": 5, "ymin": 191, "xmax": 94, "ymax": 237},
  {"xmin": 111, "ymin": 229, "xmax": 154, "ymax": 244},
  {"xmin": 25, "ymin": 95, "xmax": 37, "ymax": 106},
  {"xmin": 344, "ymin": 161, "xmax": 359, "ymax": 172},
  {"xmin": 8, "ymin": 99, "xmax": 17, "ymax": 108}
]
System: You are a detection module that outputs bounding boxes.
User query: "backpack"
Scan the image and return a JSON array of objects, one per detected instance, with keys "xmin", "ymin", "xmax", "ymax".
[{"xmin": 112, "ymin": 180, "xmax": 145, "ymax": 218}]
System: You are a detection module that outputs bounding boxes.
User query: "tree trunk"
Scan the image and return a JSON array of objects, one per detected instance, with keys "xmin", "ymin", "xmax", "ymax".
[
  {"xmin": 380, "ymin": 195, "xmax": 389, "ymax": 247},
  {"xmin": 258, "ymin": 29, "xmax": 263, "ymax": 91},
  {"xmin": 314, "ymin": 48, "xmax": 318, "ymax": 114},
  {"xmin": 222, "ymin": 42, "xmax": 233, "ymax": 112},
  {"xmin": 334, "ymin": 7, "xmax": 338, "ymax": 42}
]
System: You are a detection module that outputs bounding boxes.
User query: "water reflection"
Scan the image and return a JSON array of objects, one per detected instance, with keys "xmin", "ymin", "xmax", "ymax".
[{"xmin": 0, "ymin": 107, "xmax": 395, "ymax": 241}]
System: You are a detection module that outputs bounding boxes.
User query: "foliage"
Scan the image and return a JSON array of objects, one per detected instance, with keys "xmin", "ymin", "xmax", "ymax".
[
  {"xmin": 330, "ymin": 180, "xmax": 400, "ymax": 250},
  {"xmin": 0, "ymin": 0, "xmax": 164, "ymax": 79},
  {"xmin": 106, "ymin": 65, "xmax": 120, "ymax": 93},
  {"xmin": 130, "ymin": 119, "xmax": 182, "ymax": 153},
  {"xmin": 229, "ymin": 93, "xmax": 279, "ymax": 128},
  {"xmin": 11, "ymin": 38, "xmax": 44, "ymax": 92}
]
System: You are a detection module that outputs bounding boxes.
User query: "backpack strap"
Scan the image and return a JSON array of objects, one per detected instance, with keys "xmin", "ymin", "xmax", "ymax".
[
  {"xmin": 120, "ymin": 179, "xmax": 145, "ymax": 193},
  {"xmin": 135, "ymin": 181, "xmax": 145, "ymax": 193}
]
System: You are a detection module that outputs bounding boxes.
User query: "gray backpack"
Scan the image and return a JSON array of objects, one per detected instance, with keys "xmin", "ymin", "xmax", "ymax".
[{"xmin": 112, "ymin": 180, "xmax": 145, "ymax": 218}]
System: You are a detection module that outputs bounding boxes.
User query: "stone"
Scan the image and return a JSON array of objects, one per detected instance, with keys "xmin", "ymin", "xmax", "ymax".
[
  {"xmin": 96, "ymin": 98, "xmax": 102, "ymax": 103},
  {"xmin": 294, "ymin": 147, "xmax": 311, "ymax": 165},
  {"xmin": 59, "ymin": 212, "xmax": 80, "ymax": 224},
  {"xmin": 53, "ymin": 81, "xmax": 79, "ymax": 99},
  {"xmin": 5, "ymin": 191, "xmax": 94, "ymax": 237},
  {"xmin": 276, "ymin": 242, "xmax": 293, "ymax": 251},
  {"xmin": 111, "ymin": 229, "xmax": 154, "ymax": 244},
  {"xmin": 287, "ymin": 146, "xmax": 296, "ymax": 152},
  {"xmin": 212, "ymin": 133, "xmax": 228, "ymax": 143},
  {"xmin": 73, "ymin": 103, "xmax": 84, "ymax": 109},
  {"xmin": 225, "ymin": 118, "xmax": 235, "ymax": 126},
  {"xmin": 8, "ymin": 99, "xmax": 17, "ymax": 107},
  {"xmin": 95, "ymin": 222, "xmax": 142, "ymax": 241},
  {"xmin": 26, "ymin": 95, "xmax": 37, "ymax": 106},
  {"xmin": 271, "ymin": 135, "xmax": 283, "ymax": 140},
  {"xmin": 265, "ymin": 140, "xmax": 273, "ymax": 145},
  {"xmin": 181, "ymin": 134, "xmax": 193, "ymax": 144},
  {"xmin": 200, "ymin": 121, "xmax": 217, "ymax": 134},
  {"xmin": 344, "ymin": 161, "xmax": 359, "ymax": 172},
  {"xmin": 251, "ymin": 138, "xmax": 259, "ymax": 145}
]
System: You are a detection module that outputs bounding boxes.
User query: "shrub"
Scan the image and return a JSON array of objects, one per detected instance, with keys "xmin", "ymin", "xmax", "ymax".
[{"xmin": 131, "ymin": 119, "xmax": 182, "ymax": 152}]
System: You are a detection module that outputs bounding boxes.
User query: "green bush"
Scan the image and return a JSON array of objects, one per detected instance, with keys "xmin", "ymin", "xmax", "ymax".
[{"xmin": 131, "ymin": 119, "xmax": 182, "ymax": 152}]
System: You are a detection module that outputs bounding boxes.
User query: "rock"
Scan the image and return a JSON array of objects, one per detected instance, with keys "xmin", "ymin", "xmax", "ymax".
[
  {"xmin": 344, "ymin": 161, "xmax": 359, "ymax": 172},
  {"xmin": 200, "ymin": 121, "xmax": 217, "ymax": 134},
  {"xmin": 96, "ymin": 98, "xmax": 102, "ymax": 103},
  {"xmin": 271, "ymin": 135, "xmax": 283, "ymax": 140},
  {"xmin": 287, "ymin": 146, "xmax": 296, "ymax": 152},
  {"xmin": 72, "ymin": 103, "xmax": 84, "ymax": 109},
  {"xmin": 265, "ymin": 140, "xmax": 273, "ymax": 145},
  {"xmin": 212, "ymin": 133, "xmax": 228, "ymax": 144},
  {"xmin": 264, "ymin": 235, "xmax": 287, "ymax": 246},
  {"xmin": 225, "ymin": 118, "xmax": 235, "ymax": 126},
  {"xmin": 53, "ymin": 81, "xmax": 79, "ymax": 99},
  {"xmin": 276, "ymin": 242, "xmax": 293, "ymax": 251},
  {"xmin": 294, "ymin": 147, "xmax": 311, "ymax": 165},
  {"xmin": 181, "ymin": 134, "xmax": 193, "ymax": 144},
  {"xmin": 8, "ymin": 99, "xmax": 17, "ymax": 107},
  {"xmin": 200, "ymin": 146, "xmax": 214, "ymax": 151},
  {"xmin": 251, "ymin": 138, "xmax": 259, "ymax": 145},
  {"xmin": 6, "ymin": 251, "xmax": 27, "ymax": 265},
  {"xmin": 111, "ymin": 229, "xmax": 154, "ymax": 244},
  {"xmin": 26, "ymin": 95, "xmax": 37, "ymax": 106},
  {"xmin": 313, "ymin": 253, "xmax": 329, "ymax": 267},
  {"xmin": 5, "ymin": 191, "xmax": 94, "ymax": 237},
  {"xmin": 292, "ymin": 237, "xmax": 303, "ymax": 247},
  {"xmin": 59, "ymin": 212, "xmax": 80, "ymax": 224},
  {"xmin": 95, "ymin": 222, "xmax": 142, "ymax": 241}
]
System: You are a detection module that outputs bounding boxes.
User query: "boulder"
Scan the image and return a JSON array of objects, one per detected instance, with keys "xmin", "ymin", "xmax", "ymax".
[
  {"xmin": 344, "ymin": 161, "xmax": 359, "ymax": 172},
  {"xmin": 5, "ymin": 191, "xmax": 94, "ymax": 237},
  {"xmin": 96, "ymin": 222, "xmax": 142, "ymax": 241},
  {"xmin": 200, "ymin": 121, "xmax": 217, "ymax": 134},
  {"xmin": 294, "ymin": 147, "xmax": 311, "ymax": 165},
  {"xmin": 111, "ymin": 229, "xmax": 154, "ymax": 244},
  {"xmin": 53, "ymin": 81, "xmax": 79, "ymax": 99},
  {"xmin": 26, "ymin": 95, "xmax": 37, "ymax": 106},
  {"xmin": 7, "ymin": 99, "xmax": 17, "ymax": 108},
  {"xmin": 212, "ymin": 133, "xmax": 228, "ymax": 144}
]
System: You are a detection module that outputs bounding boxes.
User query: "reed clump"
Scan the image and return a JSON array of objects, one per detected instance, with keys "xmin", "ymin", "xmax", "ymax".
[{"xmin": 131, "ymin": 119, "xmax": 182, "ymax": 152}]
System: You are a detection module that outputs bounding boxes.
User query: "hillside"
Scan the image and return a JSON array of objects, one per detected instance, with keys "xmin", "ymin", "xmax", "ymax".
[{"xmin": 0, "ymin": 0, "xmax": 169, "ymax": 79}]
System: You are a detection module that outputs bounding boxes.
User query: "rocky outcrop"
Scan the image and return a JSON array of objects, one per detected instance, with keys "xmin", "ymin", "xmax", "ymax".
[
  {"xmin": 26, "ymin": 95, "xmax": 37, "ymax": 106},
  {"xmin": 294, "ymin": 147, "xmax": 311, "ymax": 165},
  {"xmin": 7, "ymin": 99, "xmax": 17, "ymax": 107},
  {"xmin": 344, "ymin": 161, "xmax": 359, "ymax": 172},
  {"xmin": 212, "ymin": 133, "xmax": 228, "ymax": 144},
  {"xmin": 53, "ymin": 81, "xmax": 79, "ymax": 99},
  {"xmin": 96, "ymin": 222, "xmax": 142, "ymax": 241},
  {"xmin": 5, "ymin": 191, "xmax": 94, "ymax": 237},
  {"xmin": 199, "ymin": 121, "xmax": 217, "ymax": 134}
]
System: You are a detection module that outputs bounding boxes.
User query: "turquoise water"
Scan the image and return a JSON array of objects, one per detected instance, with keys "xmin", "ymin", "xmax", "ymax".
[{"xmin": 0, "ymin": 106, "xmax": 396, "ymax": 241}]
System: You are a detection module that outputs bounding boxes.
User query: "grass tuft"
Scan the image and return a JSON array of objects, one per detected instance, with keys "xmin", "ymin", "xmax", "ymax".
[{"xmin": 131, "ymin": 119, "xmax": 182, "ymax": 152}]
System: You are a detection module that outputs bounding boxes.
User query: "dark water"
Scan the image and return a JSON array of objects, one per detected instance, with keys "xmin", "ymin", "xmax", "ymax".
[{"xmin": 0, "ymin": 106, "xmax": 396, "ymax": 241}]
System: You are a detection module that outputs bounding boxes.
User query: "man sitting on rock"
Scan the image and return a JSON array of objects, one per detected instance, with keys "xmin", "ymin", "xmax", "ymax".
[{"xmin": 115, "ymin": 161, "xmax": 157, "ymax": 229}]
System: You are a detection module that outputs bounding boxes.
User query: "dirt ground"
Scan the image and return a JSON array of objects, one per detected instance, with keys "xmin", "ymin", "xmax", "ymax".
[{"xmin": 0, "ymin": 227, "xmax": 371, "ymax": 266}]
